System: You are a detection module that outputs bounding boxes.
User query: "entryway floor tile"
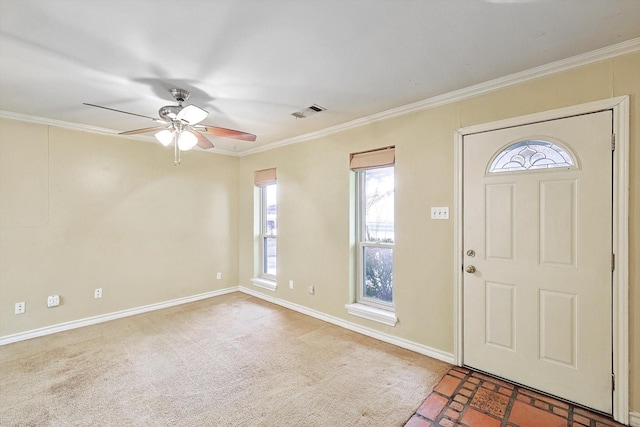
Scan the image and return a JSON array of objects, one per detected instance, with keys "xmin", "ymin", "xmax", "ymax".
[{"xmin": 405, "ymin": 367, "xmax": 626, "ymax": 427}]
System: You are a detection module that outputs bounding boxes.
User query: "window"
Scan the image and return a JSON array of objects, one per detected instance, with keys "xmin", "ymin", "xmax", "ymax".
[
  {"xmin": 252, "ymin": 168, "xmax": 277, "ymax": 291},
  {"xmin": 351, "ymin": 147, "xmax": 395, "ymax": 313},
  {"xmin": 260, "ymin": 183, "xmax": 277, "ymax": 278},
  {"xmin": 358, "ymin": 166, "xmax": 394, "ymax": 308}
]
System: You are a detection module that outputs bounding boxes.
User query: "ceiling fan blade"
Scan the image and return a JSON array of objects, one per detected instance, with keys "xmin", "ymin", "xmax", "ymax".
[
  {"xmin": 193, "ymin": 130, "xmax": 214, "ymax": 149},
  {"xmin": 83, "ymin": 103, "xmax": 165, "ymax": 123},
  {"xmin": 197, "ymin": 125, "xmax": 257, "ymax": 142},
  {"xmin": 177, "ymin": 104, "xmax": 208, "ymax": 125},
  {"xmin": 119, "ymin": 126, "xmax": 168, "ymax": 136}
]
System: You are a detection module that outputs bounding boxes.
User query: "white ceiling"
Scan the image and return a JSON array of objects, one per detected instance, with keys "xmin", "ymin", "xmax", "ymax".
[{"xmin": 1, "ymin": 0, "xmax": 639, "ymax": 155}]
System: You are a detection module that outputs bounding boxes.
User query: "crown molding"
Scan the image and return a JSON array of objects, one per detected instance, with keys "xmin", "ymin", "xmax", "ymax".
[
  {"xmin": 2, "ymin": 37, "xmax": 638, "ymax": 158},
  {"xmin": 240, "ymin": 37, "xmax": 640, "ymax": 156},
  {"xmin": 0, "ymin": 110, "xmax": 239, "ymax": 156},
  {"xmin": 0, "ymin": 110, "xmax": 118, "ymax": 135}
]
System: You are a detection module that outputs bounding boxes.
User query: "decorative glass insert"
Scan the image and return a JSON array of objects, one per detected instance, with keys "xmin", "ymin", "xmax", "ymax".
[{"xmin": 488, "ymin": 140, "xmax": 575, "ymax": 173}]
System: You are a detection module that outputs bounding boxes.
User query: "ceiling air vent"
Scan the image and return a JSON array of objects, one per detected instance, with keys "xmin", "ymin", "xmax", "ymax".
[{"xmin": 291, "ymin": 104, "xmax": 326, "ymax": 119}]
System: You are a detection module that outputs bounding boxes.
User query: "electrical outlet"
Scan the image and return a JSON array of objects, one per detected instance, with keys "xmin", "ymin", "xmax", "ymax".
[
  {"xmin": 431, "ymin": 206, "xmax": 449, "ymax": 220},
  {"xmin": 47, "ymin": 295, "xmax": 60, "ymax": 308},
  {"xmin": 15, "ymin": 302, "xmax": 25, "ymax": 314},
  {"xmin": 289, "ymin": 280, "xmax": 294, "ymax": 289},
  {"xmin": 94, "ymin": 288, "xmax": 102, "ymax": 299},
  {"xmin": 216, "ymin": 272, "xmax": 222, "ymax": 280},
  {"xmin": 307, "ymin": 285, "xmax": 315, "ymax": 295}
]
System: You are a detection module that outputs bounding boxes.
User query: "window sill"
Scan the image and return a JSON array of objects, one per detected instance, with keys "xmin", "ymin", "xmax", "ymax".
[
  {"xmin": 345, "ymin": 303, "xmax": 397, "ymax": 327},
  {"xmin": 251, "ymin": 277, "xmax": 277, "ymax": 292}
]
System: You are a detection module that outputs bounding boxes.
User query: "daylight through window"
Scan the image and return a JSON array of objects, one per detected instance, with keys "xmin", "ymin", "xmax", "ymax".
[
  {"xmin": 261, "ymin": 184, "xmax": 277, "ymax": 277},
  {"xmin": 255, "ymin": 168, "xmax": 277, "ymax": 279}
]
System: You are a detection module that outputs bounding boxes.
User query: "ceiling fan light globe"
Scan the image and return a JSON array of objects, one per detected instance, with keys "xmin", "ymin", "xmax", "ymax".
[
  {"xmin": 155, "ymin": 129, "xmax": 174, "ymax": 146},
  {"xmin": 177, "ymin": 105, "xmax": 208, "ymax": 125},
  {"xmin": 178, "ymin": 131, "xmax": 198, "ymax": 151}
]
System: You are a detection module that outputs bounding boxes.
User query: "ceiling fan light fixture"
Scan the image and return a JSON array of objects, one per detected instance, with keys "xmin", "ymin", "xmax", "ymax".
[
  {"xmin": 177, "ymin": 104, "xmax": 208, "ymax": 125},
  {"xmin": 155, "ymin": 129, "xmax": 174, "ymax": 146},
  {"xmin": 178, "ymin": 130, "xmax": 198, "ymax": 151}
]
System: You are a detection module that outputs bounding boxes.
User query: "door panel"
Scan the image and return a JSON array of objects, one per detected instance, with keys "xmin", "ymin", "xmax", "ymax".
[
  {"xmin": 539, "ymin": 179, "xmax": 576, "ymax": 266},
  {"xmin": 486, "ymin": 183, "xmax": 516, "ymax": 261},
  {"xmin": 485, "ymin": 281, "xmax": 516, "ymax": 350},
  {"xmin": 463, "ymin": 111, "xmax": 613, "ymax": 413},
  {"xmin": 539, "ymin": 289, "xmax": 577, "ymax": 368}
]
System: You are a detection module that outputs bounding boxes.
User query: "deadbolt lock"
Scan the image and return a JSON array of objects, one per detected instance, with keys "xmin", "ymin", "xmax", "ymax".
[{"xmin": 466, "ymin": 250, "xmax": 476, "ymax": 257}]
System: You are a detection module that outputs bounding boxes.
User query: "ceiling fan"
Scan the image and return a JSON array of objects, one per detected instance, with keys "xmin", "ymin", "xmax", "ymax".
[{"xmin": 84, "ymin": 88, "xmax": 256, "ymax": 165}]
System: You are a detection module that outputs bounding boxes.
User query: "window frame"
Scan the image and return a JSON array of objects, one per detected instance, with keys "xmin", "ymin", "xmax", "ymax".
[
  {"xmin": 259, "ymin": 183, "xmax": 277, "ymax": 281},
  {"xmin": 355, "ymin": 166, "xmax": 395, "ymax": 311}
]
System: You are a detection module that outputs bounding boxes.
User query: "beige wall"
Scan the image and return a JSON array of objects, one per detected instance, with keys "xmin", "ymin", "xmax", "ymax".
[
  {"xmin": 0, "ymin": 122, "xmax": 239, "ymax": 336},
  {"xmin": 237, "ymin": 52, "xmax": 639, "ymax": 411},
  {"xmin": 0, "ymin": 51, "xmax": 637, "ymax": 412}
]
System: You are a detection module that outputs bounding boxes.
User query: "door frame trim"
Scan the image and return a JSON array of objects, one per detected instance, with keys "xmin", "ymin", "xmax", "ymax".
[{"xmin": 453, "ymin": 96, "xmax": 630, "ymax": 424}]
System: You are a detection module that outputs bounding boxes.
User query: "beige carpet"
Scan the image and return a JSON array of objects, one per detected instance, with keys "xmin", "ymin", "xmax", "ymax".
[{"xmin": 0, "ymin": 292, "xmax": 450, "ymax": 426}]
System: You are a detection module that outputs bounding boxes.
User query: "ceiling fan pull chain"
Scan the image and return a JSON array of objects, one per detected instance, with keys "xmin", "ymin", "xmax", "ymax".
[{"xmin": 174, "ymin": 132, "xmax": 181, "ymax": 166}]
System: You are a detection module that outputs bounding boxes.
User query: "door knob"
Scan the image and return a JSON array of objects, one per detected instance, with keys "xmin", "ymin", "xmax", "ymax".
[{"xmin": 465, "ymin": 265, "xmax": 476, "ymax": 273}]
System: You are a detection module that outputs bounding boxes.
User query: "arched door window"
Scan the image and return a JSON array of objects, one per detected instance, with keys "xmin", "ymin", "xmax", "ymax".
[{"xmin": 487, "ymin": 139, "xmax": 576, "ymax": 173}]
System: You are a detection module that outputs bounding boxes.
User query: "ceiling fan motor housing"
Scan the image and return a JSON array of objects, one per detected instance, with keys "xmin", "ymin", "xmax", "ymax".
[
  {"xmin": 170, "ymin": 88, "xmax": 190, "ymax": 103},
  {"xmin": 159, "ymin": 105, "xmax": 183, "ymax": 121},
  {"xmin": 159, "ymin": 89, "xmax": 193, "ymax": 121}
]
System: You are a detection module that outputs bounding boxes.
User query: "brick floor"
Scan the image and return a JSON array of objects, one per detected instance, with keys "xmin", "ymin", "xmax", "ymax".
[{"xmin": 405, "ymin": 367, "xmax": 626, "ymax": 427}]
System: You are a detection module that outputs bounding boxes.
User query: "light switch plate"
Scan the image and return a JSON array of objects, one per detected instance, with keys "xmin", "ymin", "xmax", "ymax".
[{"xmin": 431, "ymin": 207, "xmax": 449, "ymax": 220}]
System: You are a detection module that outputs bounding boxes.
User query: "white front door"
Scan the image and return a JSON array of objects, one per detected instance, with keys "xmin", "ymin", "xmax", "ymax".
[{"xmin": 463, "ymin": 111, "xmax": 613, "ymax": 413}]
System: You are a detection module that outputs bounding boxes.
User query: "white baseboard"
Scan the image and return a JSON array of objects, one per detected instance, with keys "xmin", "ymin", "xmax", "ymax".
[
  {"xmin": 629, "ymin": 410, "xmax": 640, "ymax": 427},
  {"xmin": 239, "ymin": 286, "xmax": 455, "ymax": 364},
  {"xmin": 0, "ymin": 287, "xmax": 239, "ymax": 346},
  {"xmin": 1, "ymin": 285, "xmax": 454, "ymax": 367}
]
